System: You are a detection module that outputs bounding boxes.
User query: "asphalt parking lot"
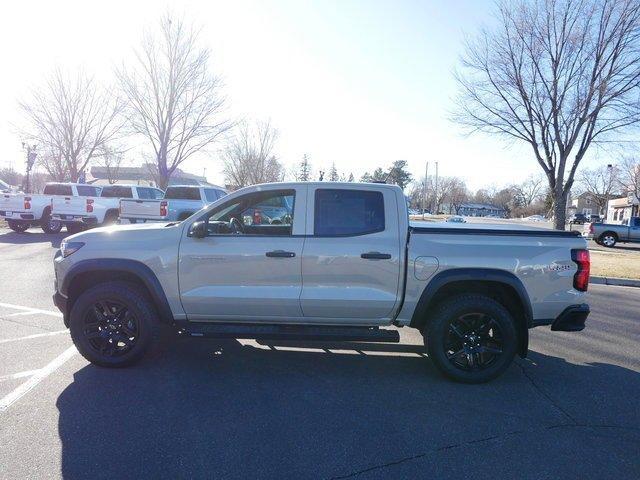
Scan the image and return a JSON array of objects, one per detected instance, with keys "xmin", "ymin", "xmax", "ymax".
[{"xmin": 0, "ymin": 226, "xmax": 639, "ymax": 479}]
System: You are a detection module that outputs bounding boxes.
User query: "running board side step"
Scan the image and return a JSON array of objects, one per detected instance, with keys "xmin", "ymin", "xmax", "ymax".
[{"xmin": 179, "ymin": 323, "xmax": 400, "ymax": 343}]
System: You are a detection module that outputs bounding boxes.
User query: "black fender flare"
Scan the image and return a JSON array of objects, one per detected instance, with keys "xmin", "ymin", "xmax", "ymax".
[
  {"xmin": 61, "ymin": 259, "xmax": 174, "ymax": 325},
  {"xmin": 410, "ymin": 268, "xmax": 532, "ymax": 355}
]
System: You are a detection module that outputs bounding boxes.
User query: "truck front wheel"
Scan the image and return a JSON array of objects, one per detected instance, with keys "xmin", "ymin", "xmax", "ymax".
[
  {"xmin": 69, "ymin": 281, "xmax": 162, "ymax": 367},
  {"xmin": 424, "ymin": 294, "xmax": 518, "ymax": 383}
]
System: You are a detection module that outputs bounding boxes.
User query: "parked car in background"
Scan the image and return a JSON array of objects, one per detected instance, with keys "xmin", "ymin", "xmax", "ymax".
[
  {"xmin": 588, "ymin": 214, "xmax": 603, "ymax": 223},
  {"xmin": 52, "ymin": 184, "xmax": 164, "ymax": 233},
  {"xmin": 585, "ymin": 216, "xmax": 640, "ymax": 247},
  {"xmin": 569, "ymin": 213, "xmax": 588, "ymax": 224},
  {"xmin": 0, "ymin": 182, "xmax": 76, "ymax": 233},
  {"xmin": 446, "ymin": 215, "xmax": 466, "ymax": 223},
  {"xmin": 0, "ymin": 179, "xmax": 18, "ymax": 194},
  {"xmin": 54, "ymin": 182, "xmax": 590, "ymax": 384},
  {"xmin": 119, "ymin": 185, "xmax": 227, "ymax": 223}
]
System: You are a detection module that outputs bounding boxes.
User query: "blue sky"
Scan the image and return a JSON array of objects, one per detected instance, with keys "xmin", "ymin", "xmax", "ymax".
[{"xmin": 0, "ymin": 0, "xmax": 615, "ymax": 189}]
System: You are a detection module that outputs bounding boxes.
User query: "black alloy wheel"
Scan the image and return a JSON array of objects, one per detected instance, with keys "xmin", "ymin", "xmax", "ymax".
[
  {"xmin": 444, "ymin": 312, "xmax": 504, "ymax": 371},
  {"xmin": 82, "ymin": 300, "xmax": 140, "ymax": 358}
]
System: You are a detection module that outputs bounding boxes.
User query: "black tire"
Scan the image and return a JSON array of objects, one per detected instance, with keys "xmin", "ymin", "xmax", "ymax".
[
  {"xmin": 69, "ymin": 281, "xmax": 162, "ymax": 368},
  {"xmin": 102, "ymin": 211, "xmax": 119, "ymax": 226},
  {"xmin": 66, "ymin": 223, "xmax": 86, "ymax": 235},
  {"xmin": 424, "ymin": 294, "xmax": 518, "ymax": 384},
  {"xmin": 7, "ymin": 219, "xmax": 30, "ymax": 233},
  {"xmin": 40, "ymin": 209, "xmax": 63, "ymax": 234},
  {"xmin": 599, "ymin": 232, "xmax": 617, "ymax": 248}
]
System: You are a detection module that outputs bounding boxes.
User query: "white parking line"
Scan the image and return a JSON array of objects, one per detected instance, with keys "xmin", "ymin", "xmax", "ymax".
[
  {"xmin": 0, "ymin": 302, "xmax": 62, "ymax": 318},
  {"xmin": 0, "ymin": 346, "xmax": 77, "ymax": 413},
  {"xmin": 0, "ymin": 330, "xmax": 68, "ymax": 344},
  {"xmin": 0, "ymin": 369, "xmax": 41, "ymax": 382}
]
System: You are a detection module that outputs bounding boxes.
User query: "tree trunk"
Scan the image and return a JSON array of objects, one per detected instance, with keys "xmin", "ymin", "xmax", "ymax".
[{"xmin": 552, "ymin": 190, "xmax": 568, "ymax": 230}]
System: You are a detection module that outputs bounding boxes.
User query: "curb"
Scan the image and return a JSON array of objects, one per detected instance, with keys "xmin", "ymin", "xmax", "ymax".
[{"xmin": 590, "ymin": 276, "xmax": 640, "ymax": 288}]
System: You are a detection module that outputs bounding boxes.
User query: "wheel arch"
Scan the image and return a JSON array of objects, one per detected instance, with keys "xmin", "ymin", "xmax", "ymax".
[
  {"xmin": 61, "ymin": 259, "xmax": 174, "ymax": 327},
  {"xmin": 410, "ymin": 268, "xmax": 532, "ymax": 357}
]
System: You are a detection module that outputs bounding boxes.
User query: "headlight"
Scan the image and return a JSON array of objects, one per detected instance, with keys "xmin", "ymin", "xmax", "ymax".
[{"xmin": 60, "ymin": 241, "xmax": 85, "ymax": 258}]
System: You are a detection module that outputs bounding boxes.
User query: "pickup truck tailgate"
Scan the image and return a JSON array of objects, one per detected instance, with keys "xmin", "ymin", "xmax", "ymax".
[
  {"xmin": 0, "ymin": 194, "xmax": 27, "ymax": 213},
  {"xmin": 120, "ymin": 199, "xmax": 166, "ymax": 220},
  {"xmin": 52, "ymin": 196, "xmax": 89, "ymax": 217}
]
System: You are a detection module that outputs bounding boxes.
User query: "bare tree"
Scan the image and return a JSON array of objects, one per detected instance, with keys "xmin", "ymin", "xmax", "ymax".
[
  {"xmin": 95, "ymin": 147, "xmax": 126, "ymax": 184},
  {"xmin": 454, "ymin": 0, "xmax": 640, "ymax": 229},
  {"xmin": 618, "ymin": 157, "xmax": 640, "ymax": 201},
  {"xmin": 577, "ymin": 164, "xmax": 620, "ymax": 214},
  {"xmin": 221, "ymin": 120, "xmax": 283, "ymax": 188},
  {"xmin": 514, "ymin": 175, "xmax": 545, "ymax": 207},
  {"xmin": 19, "ymin": 68, "xmax": 122, "ymax": 182},
  {"xmin": 118, "ymin": 14, "xmax": 231, "ymax": 189}
]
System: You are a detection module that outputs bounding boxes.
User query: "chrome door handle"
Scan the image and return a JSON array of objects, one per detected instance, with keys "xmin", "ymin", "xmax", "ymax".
[
  {"xmin": 266, "ymin": 250, "xmax": 296, "ymax": 258},
  {"xmin": 361, "ymin": 252, "xmax": 391, "ymax": 260}
]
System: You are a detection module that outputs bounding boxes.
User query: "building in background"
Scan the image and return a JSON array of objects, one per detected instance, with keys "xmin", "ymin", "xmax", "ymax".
[
  {"xmin": 456, "ymin": 203, "xmax": 506, "ymax": 217},
  {"xmin": 607, "ymin": 193, "xmax": 639, "ymax": 224}
]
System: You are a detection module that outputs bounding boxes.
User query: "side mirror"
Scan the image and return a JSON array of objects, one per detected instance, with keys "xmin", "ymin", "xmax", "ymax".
[{"xmin": 189, "ymin": 221, "xmax": 207, "ymax": 238}]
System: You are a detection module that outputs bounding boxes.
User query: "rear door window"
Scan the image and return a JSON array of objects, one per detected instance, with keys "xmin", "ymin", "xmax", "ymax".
[
  {"xmin": 314, "ymin": 189, "xmax": 385, "ymax": 236},
  {"xmin": 164, "ymin": 187, "xmax": 201, "ymax": 200},
  {"xmin": 204, "ymin": 189, "xmax": 220, "ymax": 202}
]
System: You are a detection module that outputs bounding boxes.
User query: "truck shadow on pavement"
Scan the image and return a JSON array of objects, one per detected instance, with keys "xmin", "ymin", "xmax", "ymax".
[
  {"xmin": 55, "ymin": 339, "xmax": 640, "ymax": 480},
  {"xmin": 0, "ymin": 230, "xmax": 65, "ymax": 248}
]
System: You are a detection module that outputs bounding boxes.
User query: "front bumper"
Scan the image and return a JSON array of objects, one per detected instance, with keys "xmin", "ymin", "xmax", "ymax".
[{"xmin": 551, "ymin": 304, "xmax": 590, "ymax": 332}]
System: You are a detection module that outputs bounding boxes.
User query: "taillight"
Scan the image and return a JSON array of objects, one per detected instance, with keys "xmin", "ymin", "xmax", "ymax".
[
  {"xmin": 24, "ymin": 196, "xmax": 31, "ymax": 210},
  {"xmin": 589, "ymin": 224, "xmax": 594, "ymax": 234},
  {"xmin": 119, "ymin": 200, "xmax": 122, "ymax": 216},
  {"xmin": 160, "ymin": 201, "xmax": 168, "ymax": 217},
  {"xmin": 571, "ymin": 249, "xmax": 590, "ymax": 292},
  {"xmin": 86, "ymin": 199, "xmax": 94, "ymax": 213},
  {"xmin": 253, "ymin": 209, "xmax": 262, "ymax": 225}
]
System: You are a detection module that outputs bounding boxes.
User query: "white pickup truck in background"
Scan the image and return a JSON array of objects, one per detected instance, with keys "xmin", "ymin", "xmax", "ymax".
[
  {"xmin": 0, "ymin": 182, "xmax": 94, "ymax": 234},
  {"xmin": 119, "ymin": 185, "xmax": 227, "ymax": 223},
  {"xmin": 52, "ymin": 184, "xmax": 165, "ymax": 233}
]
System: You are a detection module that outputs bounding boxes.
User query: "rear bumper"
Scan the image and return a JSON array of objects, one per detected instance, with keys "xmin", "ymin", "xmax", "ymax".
[
  {"xmin": 0, "ymin": 210, "xmax": 35, "ymax": 221},
  {"xmin": 52, "ymin": 214, "xmax": 97, "ymax": 225},
  {"xmin": 551, "ymin": 304, "xmax": 590, "ymax": 332}
]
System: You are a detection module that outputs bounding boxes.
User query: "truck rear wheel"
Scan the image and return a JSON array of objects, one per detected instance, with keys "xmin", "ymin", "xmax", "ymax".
[
  {"xmin": 66, "ymin": 223, "xmax": 86, "ymax": 235},
  {"xmin": 424, "ymin": 294, "xmax": 518, "ymax": 383},
  {"xmin": 69, "ymin": 281, "xmax": 162, "ymax": 368},
  {"xmin": 7, "ymin": 219, "xmax": 30, "ymax": 233},
  {"xmin": 599, "ymin": 232, "xmax": 617, "ymax": 248}
]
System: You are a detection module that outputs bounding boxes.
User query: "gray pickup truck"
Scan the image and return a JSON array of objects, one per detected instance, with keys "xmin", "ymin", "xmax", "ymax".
[
  {"xmin": 585, "ymin": 216, "xmax": 640, "ymax": 247},
  {"xmin": 53, "ymin": 182, "xmax": 590, "ymax": 383}
]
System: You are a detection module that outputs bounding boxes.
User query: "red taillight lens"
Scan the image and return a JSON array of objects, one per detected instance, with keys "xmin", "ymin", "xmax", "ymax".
[
  {"xmin": 589, "ymin": 223, "xmax": 594, "ymax": 234},
  {"xmin": 160, "ymin": 201, "xmax": 168, "ymax": 217},
  {"xmin": 86, "ymin": 199, "xmax": 94, "ymax": 213},
  {"xmin": 24, "ymin": 196, "xmax": 31, "ymax": 210},
  {"xmin": 571, "ymin": 249, "xmax": 590, "ymax": 292}
]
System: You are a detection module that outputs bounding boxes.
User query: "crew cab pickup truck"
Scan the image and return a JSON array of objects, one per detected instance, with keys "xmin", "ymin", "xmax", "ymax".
[
  {"xmin": 119, "ymin": 185, "xmax": 227, "ymax": 223},
  {"xmin": 585, "ymin": 216, "xmax": 640, "ymax": 247},
  {"xmin": 51, "ymin": 184, "xmax": 164, "ymax": 232},
  {"xmin": 53, "ymin": 182, "xmax": 590, "ymax": 383},
  {"xmin": 0, "ymin": 182, "xmax": 91, "ymax": 234}
]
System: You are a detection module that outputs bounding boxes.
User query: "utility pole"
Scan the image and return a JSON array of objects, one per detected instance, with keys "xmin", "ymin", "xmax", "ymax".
[
  {"xmin": 422, "ymin": 162, "xmax": 428, "ymax": 220},
  {"xmin": 22, "ymin": 143, "xmax": 37, "ymax": 194}
]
